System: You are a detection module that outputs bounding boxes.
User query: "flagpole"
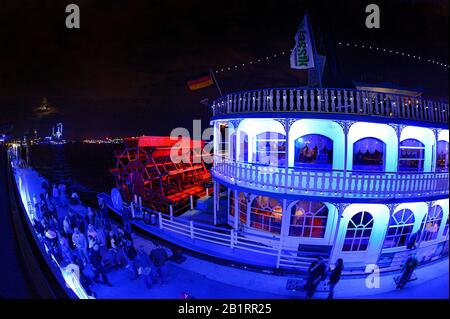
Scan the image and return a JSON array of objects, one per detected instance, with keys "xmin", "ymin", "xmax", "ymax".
[
  {"xmin": 209, "ymin": 68, "xmax": 223, "ymax": 96},
  {"xmin": 306, "ymin": 13, "xmax": 323, "ymax": 89}
]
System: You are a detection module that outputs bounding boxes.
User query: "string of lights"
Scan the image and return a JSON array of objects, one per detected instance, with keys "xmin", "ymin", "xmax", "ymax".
[
  {"xmin": 337, "ymin": 41, "xmax": 449, "ymax": 69},
  {"xmin": 212, "ymin": 41, "xmax": 449, "ymax": 73}
]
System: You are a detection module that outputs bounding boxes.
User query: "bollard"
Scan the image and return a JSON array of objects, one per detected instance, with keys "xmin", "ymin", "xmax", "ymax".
[
  {"xmin": 158, "ymin": 212, "xmax": 163, "ymax": 229},
  {"xmin": 169, "ymin": 205, "xmax": 173, "ymax": 220},
  {"xmin": 190, "ymin": 195, "xmax": 194, "ymax": 210}
]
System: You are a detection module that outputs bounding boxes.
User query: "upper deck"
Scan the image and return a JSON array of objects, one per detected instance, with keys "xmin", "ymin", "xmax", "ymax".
[{"xmin": 211, "ymin": 88, "xmax": 449, "ymax": 126}]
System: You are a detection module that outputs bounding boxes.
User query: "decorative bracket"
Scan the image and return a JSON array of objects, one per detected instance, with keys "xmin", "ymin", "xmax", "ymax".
[
  {"xmin": 229, "ymin": 119, "xmax": 242, "ymax": 130},
  {"xmin": 333, "ymin": 120, "xmax": 356, "ymax": 135},
  {"xmin": 386, "ymin": 203, "xmax": 401, "ymax": 214},
  {"xmin": 274, "ymin": 118, "xmax": 296, "ymax": 134}
]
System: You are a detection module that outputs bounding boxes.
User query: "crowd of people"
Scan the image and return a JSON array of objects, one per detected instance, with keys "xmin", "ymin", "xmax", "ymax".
[
  {"xmin": 31, "ymin": 182, "xmax": 419, "ymax": 299},
  {"xmin": 30, "ymin": 181, "xmax": 170, "ymax": 298}
]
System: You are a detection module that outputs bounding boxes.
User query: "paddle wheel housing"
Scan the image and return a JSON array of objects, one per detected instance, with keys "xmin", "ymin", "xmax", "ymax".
[{"xmin": 110, "ymin": 136, "xmax": 212, "ymax": 215}]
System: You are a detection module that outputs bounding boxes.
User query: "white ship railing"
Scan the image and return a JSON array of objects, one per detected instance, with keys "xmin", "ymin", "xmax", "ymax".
[
  {"xmin": 212, "ymin": 157, "xmax": 449, "ymax": 199},
  {"xmin": 98, "ymin": 192, "xmax": 449, "ymax": 274},
  {"xmin": 156, "ymin": 212, "xmax": 316, "ymax": 271},
  {"xmin": 211, "ymin": 88, "xmax": 449, "ymax": 124}
]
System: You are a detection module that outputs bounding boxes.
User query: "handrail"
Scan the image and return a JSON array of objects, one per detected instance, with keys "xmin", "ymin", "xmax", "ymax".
[
  {"xmin": 216, "ymin": 156, "xmax": 448, "ymax": 175},
  {"xmin": 99, "ymin": 192, "xmax": 448, "ymax": 273},
  {"xmin": 213, "ymin": 157, "xmax": 449, "ymax": 199},
  {"xmin": 211, "ymin": 87, "xmax": 449, "ymax": 124}
]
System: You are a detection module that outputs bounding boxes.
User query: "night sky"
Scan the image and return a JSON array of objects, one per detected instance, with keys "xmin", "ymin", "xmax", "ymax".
[{"xmin": 0, "ymin": 0, "xmax": 448, "ymax": 139}]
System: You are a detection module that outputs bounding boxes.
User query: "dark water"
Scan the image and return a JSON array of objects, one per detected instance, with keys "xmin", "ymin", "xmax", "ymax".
[{"xmin": 30, "ymin": 143, "xmax": 121, "ymax": 206}]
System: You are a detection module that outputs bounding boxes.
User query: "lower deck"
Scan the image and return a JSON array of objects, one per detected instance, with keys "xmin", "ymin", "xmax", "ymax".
[{"xmin": 99, "ymin": 190, "xmax": 449, "ymax": 275}]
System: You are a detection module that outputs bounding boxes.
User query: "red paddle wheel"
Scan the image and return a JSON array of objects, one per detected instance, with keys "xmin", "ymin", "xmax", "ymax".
[{"xmin": 110, "ymin": 136, "xmax": 212, "ymax": 215}]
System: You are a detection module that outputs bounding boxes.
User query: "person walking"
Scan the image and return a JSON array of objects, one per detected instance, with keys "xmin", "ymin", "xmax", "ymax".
[
  {"xmin": 72, "ymin": 227, "xmax": 89, "ymax": 266},
  {"xmin": 125, "ymin": 240, "xmax": 138, "ymax": 280},
  {"xmin": 98, "ymin": 198, "xmax": 111, "ymax": 229},
  {"xmin": 121, "ymin": 206, "xmax": 132, "ymax": 234},
  {"xmin": 305, "ymin": 256, "xmax": 327, "ymax": 299},
  {"xmin": 106, "ymin": 230, "xmax": 121, "ymax": 268},
  {"xmin": 59, "ymin": 235, "xmax": 73, "ymax": 265},
  {"xmin": 327, "ymin": 258, "xmax": 344, "ymax": 299},
  {"xmin": 85, "ymin": 207, "xmax": 95, "ymax": 230},
  {"xmin": 150, "ymin": 243, "xmax": 169, "ymax": 284},
  {"xmin": 396, "ymin": 255, "xmax": 418, "ymax": 289},
  {"xmin": 63, "ymin": 215, "xmax": 74, "ymax": 249},
  {"xmin": 89, "ymin": 243, "xmax": 112, "ymax": 286},
  {"xmin": 136, "ymin": 247, "xmax": 158, "ymax": 288},
  {"xmin": 87, "ymin": 224, "xmax": 98, "ymax": 242}
]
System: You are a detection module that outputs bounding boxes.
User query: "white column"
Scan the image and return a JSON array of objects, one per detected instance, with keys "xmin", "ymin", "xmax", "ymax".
[
  {"xmin": 397, "ymin": 125, "xmax": 401, "ymax": 173},
  {"xmin": 246, "ymin": 194, "xmax": 252, "ymax": 227},
  {"xmin": 343, "ymin": 122, "xmax": 349, "ymax": 196},
  {"xmin": 234, "ymin": 189, "xmax": 239, "ymax": 230},
  {"xmin": 213, "ymin": 180, "xmax": 218, "ymax": 225},
  {"xmin": 329, "ymin": 204, "xmax": 344, "ymax": 263},
  {"xmin": 280, "ymin": 199, "xmax": 290, "ymax": 239},
  {"xmin": 284, "ymin": 120, "xmax": 290, "ymax": 190}
]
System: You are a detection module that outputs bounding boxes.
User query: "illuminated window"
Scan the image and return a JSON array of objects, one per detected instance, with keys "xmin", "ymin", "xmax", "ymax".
[
  {"xmin": 229, "ymin": 191, "xmax": 247, "ymax": 223},
  {"xmin": 231, "ymin": 131, "xmax": 248, "ymax": 162},
  {"xmin": 421, "ymin": 205, "xmax": 443, "ymax": 242},
  {"xmin": 294, "ymin": 135, "xmax": 333, "ymax": 169},
  {"xmin": 436, "ymin": 140, "xmax": 449, "ymax": 172},
  {"xmin": 250, "ymin": 196, "xmax": 282, "ymax": 234},
  {"xmin": 218, "ymin": 124, "xmax": 230, "ymax": 157},
  {"xmin": 352, "ymin": 137, "xmax": 386, "ymax": 171},
  {"xmin": 229, "ymin": 190, "xmax": 235, "ymax": 217},
  {"xmin": 289, "ymin": 201, "xmax": 329, "ymax": 238},
  {"xmin": 399, "ymin": 139, "xmax": 425, "ymax": 171},
  {"xmin": 443, "ymin": 217, "xmax": 449, "ymax": 238},
  {"xmin": 383, "ymin": 209, "xmax": 415, "ymax": 249},
  {"xmin": 343, "ymin": 211, "xmax": 374, "ymax": 251},
  {"xmin": 254, "ymin": 132, "xmax": 286, "ymax": 166}
]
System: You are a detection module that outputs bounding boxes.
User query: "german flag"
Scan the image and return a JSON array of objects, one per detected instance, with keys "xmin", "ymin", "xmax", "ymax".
[{"xmin": 187, "ymin": 74, "xmax": 214, "ymax": 91}]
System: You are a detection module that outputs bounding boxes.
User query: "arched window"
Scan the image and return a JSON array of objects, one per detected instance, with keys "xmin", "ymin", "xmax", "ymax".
[
  {"xmin": 289, "ymin": 201, "xmax": 329, "ymax": 238},
  {"xmin": 383, "ymin": 209, "xmax": 415, "ymax": 249},
  {"xmin": 229, "ymin": 191, "xmax": 247, "ymax": 223},
  {"xmin": 343, "ymin": 211, "xmax": 374, "ymax": 251},
  {"xmin": 421, "ymin": 205, "xmax": 443, "ymax": 242},
  {"xmin": 250, "ymin": 196, "xmax": 282, "ymax": 234},
  {"xmin": 352, "ymin": 137, "xmax": 386, "ymax": 171},
  {"xmin": 399, "ymin": 139, "xmax": 425, "ymax": 172},
  {"xmin": 294, "ymin": 135, "xmax": 333, "ymax": 169},
  {"xmin": 254, "ymin": 132, "xmax": 286, "ymax": 166},
  {"xmin": 436, "ymin": 140, "xmax": 449, "ymax": 172}
]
